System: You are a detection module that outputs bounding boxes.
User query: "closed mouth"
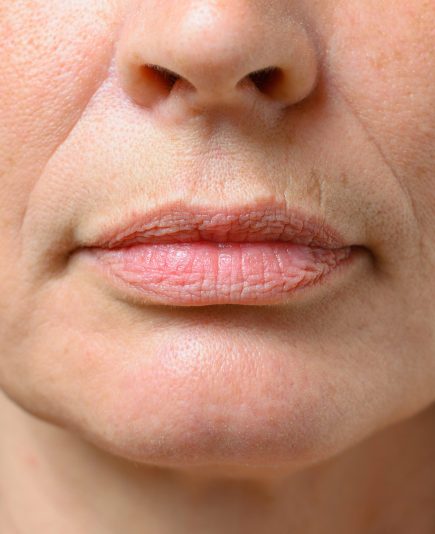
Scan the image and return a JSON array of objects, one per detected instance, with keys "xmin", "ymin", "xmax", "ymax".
[{"xmin": 80, "ymin": 202, "xmax": 358, "ymax": 306}]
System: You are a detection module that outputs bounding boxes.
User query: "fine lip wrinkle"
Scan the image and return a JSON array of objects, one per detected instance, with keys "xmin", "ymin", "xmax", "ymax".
[{"xmin": 84, "ymin": 201, "xmax": 350, "ymax": 251}]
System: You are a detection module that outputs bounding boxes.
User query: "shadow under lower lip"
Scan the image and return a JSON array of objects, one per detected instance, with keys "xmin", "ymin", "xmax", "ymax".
[{"xmin": 89, "ymin": 241, "xmax": 352, "ymax": 306}]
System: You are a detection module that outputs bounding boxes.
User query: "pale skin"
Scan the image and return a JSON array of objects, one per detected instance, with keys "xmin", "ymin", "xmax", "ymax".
[{"xmin": 0, "ymin": 1, "xmax": 434, "ymax": 533}]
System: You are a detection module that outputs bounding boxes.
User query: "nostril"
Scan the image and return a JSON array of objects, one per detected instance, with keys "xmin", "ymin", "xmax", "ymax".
[
  {"xmin": 140, "ymin": 64, "xmax": 181, "ymax": 92},
  {"xmin": 129, "ymin": 63, "xmax": 297, "ymax": 108},
  {"xmin": 247, "ymin": 67, "xmax": 283, "ymax": 96}
]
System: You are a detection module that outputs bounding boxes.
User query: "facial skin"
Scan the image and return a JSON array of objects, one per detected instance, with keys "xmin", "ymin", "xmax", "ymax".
[{"xmin": 0, "ymin": 0, "xmax": 434, "ymax": 486}]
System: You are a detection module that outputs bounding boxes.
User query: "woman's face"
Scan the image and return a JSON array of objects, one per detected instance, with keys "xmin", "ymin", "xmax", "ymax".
[{"xmin": 1, "ymin": 0, "xmax": 434, "ymax": 475}]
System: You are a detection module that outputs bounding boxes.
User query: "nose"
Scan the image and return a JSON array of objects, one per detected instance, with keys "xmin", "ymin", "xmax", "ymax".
[{"xmin": 116, "ymin": 1, "xmax": 318, "ymax": 114}]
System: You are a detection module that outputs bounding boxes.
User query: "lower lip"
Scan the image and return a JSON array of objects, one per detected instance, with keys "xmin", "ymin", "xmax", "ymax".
[{"xmin": 85, "ymin": 241, "xmax": 354, "ymax": 306}]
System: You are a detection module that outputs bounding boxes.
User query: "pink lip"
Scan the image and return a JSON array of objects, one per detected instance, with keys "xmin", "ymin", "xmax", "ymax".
[{"xmin": 81, "ymin": 203, "xmax": 356, "ymax": 306}]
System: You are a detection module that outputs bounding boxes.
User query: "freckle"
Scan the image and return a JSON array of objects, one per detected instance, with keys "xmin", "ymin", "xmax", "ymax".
[
  {"xmin": 307, "ymin": 169, "xmax": 322, "ymax": 205},
  {"xmin": 339, "ymin": 172, "xmax": 349, "ymax": 187},
  {"xmin": 393, "ymin": 49, "xmax": 404, "ymax": 61},
  {"xmin": 370, "ymin": 52, "xmax": 387, "ymax": 71},
  {"xmin": 23, "ymin": 453, "xmax": 39, "ymax": 469}
]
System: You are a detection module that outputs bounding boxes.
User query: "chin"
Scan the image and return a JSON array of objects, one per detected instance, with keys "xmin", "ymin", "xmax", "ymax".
[
  {"xmin": 11, "ymin": 324, "xmax": 388, "ymax": 479},
  {"xmin": 1, "ymin": 275, "xmax": 417, "ymax": 479}
]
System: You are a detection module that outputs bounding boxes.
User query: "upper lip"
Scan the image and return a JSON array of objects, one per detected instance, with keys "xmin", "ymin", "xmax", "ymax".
[{"xmin": 86, "ymin": 201, "xmax": 348, "ymax": 250}]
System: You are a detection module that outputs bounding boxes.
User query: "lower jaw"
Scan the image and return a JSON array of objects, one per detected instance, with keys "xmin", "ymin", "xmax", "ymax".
[{"xmin": 82, "ymin": 241, "xmax": 355, "ymax": 306}]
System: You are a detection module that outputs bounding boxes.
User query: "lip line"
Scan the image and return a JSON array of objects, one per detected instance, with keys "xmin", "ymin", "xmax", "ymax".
[{"xmin": 86, "ymin": 200, "xmax": 349, "ymax": 250}]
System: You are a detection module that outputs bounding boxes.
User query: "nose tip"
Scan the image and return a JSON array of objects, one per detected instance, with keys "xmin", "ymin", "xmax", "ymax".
[{"xmin": 116, "ymin": 1, "xmax": 318, "ymax": 112}]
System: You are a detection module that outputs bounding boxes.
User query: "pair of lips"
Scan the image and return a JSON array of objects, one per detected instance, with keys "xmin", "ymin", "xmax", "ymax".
[{"xmin": 82, "ymin": 205, "xmax": 356, "ymax": 306}]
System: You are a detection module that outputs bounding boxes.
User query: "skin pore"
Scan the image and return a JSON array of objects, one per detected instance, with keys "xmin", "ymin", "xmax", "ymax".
[{"xmin": 0, "ymin": 1, "xmax": 434, "ymax": 532}]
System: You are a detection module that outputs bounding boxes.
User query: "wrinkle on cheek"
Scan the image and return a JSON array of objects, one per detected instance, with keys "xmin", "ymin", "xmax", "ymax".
[
  {"xmin": 324, "ymin": 1, "xmax": 435, "ymax": 258},
  {"xmin": 0, "ymin": 1, "xmax": 122, "ymax": 244}
]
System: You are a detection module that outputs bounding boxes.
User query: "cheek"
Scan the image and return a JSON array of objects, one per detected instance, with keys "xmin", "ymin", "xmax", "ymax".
[
  {"xmin": 0, "ymin": 0, "xmax": 119, "ymax": 235},
  {"xmin": 326, "ymin": 1, "xmax": 435, "ymax": 238}
]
